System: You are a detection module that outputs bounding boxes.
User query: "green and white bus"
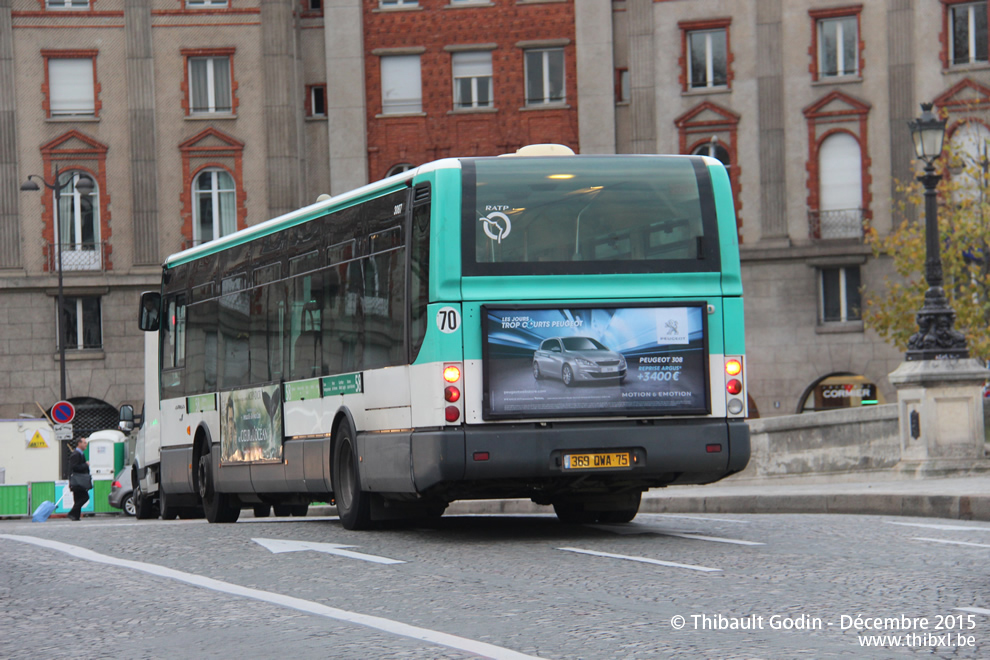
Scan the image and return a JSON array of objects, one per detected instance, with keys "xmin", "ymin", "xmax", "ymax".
[{"xmin": 136, "ymin": 144, "xmax": 749, "ymax": 529}]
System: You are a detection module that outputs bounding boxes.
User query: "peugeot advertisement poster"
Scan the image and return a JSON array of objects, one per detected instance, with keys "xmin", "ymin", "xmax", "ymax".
[{"xmin": 482, "ymin": 304, "xmax": 710, "ymax": 419}]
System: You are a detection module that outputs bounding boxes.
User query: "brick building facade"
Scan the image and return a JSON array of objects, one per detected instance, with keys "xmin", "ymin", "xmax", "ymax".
[{"xmin": 1, "ymin": 0, "xmax": 988, "ymax": 424}]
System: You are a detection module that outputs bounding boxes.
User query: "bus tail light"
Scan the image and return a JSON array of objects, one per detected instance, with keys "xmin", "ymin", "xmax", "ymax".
[
  {"xmin": 724, "ymin": 356, "xmax": 747, "ymax": 417},
  {"xmin": 443, "ymin": 362, "xmax": 463, "ymax": 425}
]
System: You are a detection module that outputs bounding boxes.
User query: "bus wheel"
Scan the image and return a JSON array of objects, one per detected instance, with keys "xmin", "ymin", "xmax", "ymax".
[
  {"xmin": 253, "ymin": 504, "xmax": 271, "ymax": 518},
  {"xmin": 561, "ymin": 364, "xmax": 574, "ymax": 387},
  {"xmin": 597, "ymin": 493, "xmax": 642, "ymax": 524},
  {"xmin": 552, "ymin": 500, "xmax": 597, "ymax": 524},
  {"xmin": 159, "ymin": 483, "xmax": 179, "ymax": 521},
  {"xmin": 197, "ymin": 450, "xmax": 240, "ymax": 523},
  {"xmin": 332, "ymin": 421, "xmax": 372, "ymax": 530},
  {"xmin": 290, "ymin": 504, "xmax": 309, "ymax": 517}
]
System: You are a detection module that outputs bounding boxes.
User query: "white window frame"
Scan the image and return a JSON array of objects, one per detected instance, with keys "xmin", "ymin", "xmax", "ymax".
[
  {"xmin": 186, "ymin": 0, "xmax": 229, "ymax": 7},
  {"xmin": 48, "ymin": 58, "xmax": 96, "ymax": 117},
  {"xmin": 819, "ymin": 266, "xmax": 861, "ymax": 324},
  {"xmin": 60, "ymin": 296, "xmax": 102, "ymax": 351},
  {"xmin": 380, "ymin": 0, "xmax": 418, "ymax": 6},
  {"xmin": 189, "ymin": 56, "xmax": 232, "ymax": 115},
  {"xmin": 950, "ymin": 1, "xmax": 989, "ymax": 65},
  {"xmin": 452, "ymin": 51, "xmax": 493, "ymax": 109},
  {"xmin": 524, "ymin": 48, "xmax": 565, "ymax": 106},
  {"xmin": 381, "ymin": 55, "xmax": 423, "ymax": 115},
  {"xmin": 687, "ymin": 29, "xmax": 728, "ymax": 89},
  {"xmin": 55, "ymin": 170, "xmax": 101, "ymax": 271},
  {"xmin": 817, "ymin": 16, "xmax": 859, "ymax": 78},
  {"xmin": 46, "ymin": 0, "xmax": 89, "ymax": 8},
  {"xmin": 193, "ymin": 168, "xmax": 237, "ymax": 246}
]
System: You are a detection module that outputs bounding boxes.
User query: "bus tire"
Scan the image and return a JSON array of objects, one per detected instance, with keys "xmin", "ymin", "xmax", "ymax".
[
  {"xmin": 561, "ymin": 364, "xmax": 574, "ymax": 387},
  {"xmin": 159, "ymin": 482, "xmax": 179, "ymax": 521},
  {"xmin": 197, "ymin": 450, "xmax": 240, "ymax": 524},
  {"xmin": 597, "ymin": 494, "xmax": 641, "ymax": 524},
  {"xmin": 332, "ymin": 421, "xmax": 372, "ymax": 530},
  {"xmin": 253, "ymin": 504, "xmax": 271, "ymax": 518},
  {"xmin": 290, "ymin": 504, "xmax": 309, "ymax": 517}
]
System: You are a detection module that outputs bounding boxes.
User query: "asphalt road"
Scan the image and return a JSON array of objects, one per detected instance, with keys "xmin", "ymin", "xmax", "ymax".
[{"xmin": 2, "ymin": 511, "xmax": 989, "ymax": 659}]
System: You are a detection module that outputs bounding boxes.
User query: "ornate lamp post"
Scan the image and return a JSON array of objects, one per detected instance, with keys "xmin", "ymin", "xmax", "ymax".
[
  {"xmin": 20, "ymin": 165, "xmax": 95, "ymax": 400},
  {"xmin": 905, "ymin": 103, "xmax": 968, "ymax": 361}
]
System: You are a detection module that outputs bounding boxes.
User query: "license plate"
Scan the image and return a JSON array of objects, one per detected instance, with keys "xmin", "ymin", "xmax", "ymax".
[
  {"xmin": 602, "ymin": 366, "xmax": 618, "ymax": 373},
  {"xmin": 563, "ymin": 452, "xmax": 630, "ymax": 470}
]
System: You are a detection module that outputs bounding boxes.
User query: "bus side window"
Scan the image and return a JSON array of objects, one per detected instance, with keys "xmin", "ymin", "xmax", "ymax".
[
  {"xmin": 161, "ymin": 295, "xmax": 187, "ymax": 397},
  {"xmin": 409, "ymin": 200, "xmax": 430, "ymax": 362}
]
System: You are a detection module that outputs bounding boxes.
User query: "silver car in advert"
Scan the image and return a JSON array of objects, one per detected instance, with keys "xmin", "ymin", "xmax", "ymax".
[{"xmin": 532, "ymin": 336, "xmax": 627, "ymax": 386}]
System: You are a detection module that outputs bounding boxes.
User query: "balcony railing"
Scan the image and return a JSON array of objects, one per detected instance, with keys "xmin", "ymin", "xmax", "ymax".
[
  {"xmin": 46, "ymin": 241, "xmax": 109, "ymax": 272},
  {"xmin": 808, "ymin": 208, "xmax": 864, "ymax": 241}
]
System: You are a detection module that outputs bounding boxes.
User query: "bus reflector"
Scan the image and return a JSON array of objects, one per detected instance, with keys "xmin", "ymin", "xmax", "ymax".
[
  {"xmin": 444, "ymin": 386, "xmax": 460, "ymax": 402},
  {"xmin": 706, "ymin": 444, "xmax": 722, "ymax": 453},
  {"xmin": 473, "ymin": 452, "xmax": 489, "ymax": 461},
  {"xmin": 443, "ymin": 365, "xmax": 461, "ymax": 382},
  {"xmin": 725, "ymin": 359, "xmax": 742, "ymax": 376},
  {"xmin": 726, "ymin": 379, "xmax": 742, "ymax": 395},
  {"xmin": 445, "ymin": 406, "xmax": 460, "ymax": 423}
]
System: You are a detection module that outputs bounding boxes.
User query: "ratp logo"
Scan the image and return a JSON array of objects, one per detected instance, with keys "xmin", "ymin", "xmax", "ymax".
[{"xmin": 480, "ymin": 212, "xmax": 511, "ymax": 244}]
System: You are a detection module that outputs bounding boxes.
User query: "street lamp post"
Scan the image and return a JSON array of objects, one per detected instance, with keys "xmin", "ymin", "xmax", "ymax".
[
  {"xmin": 904, "ymin": 103, "xmax": 968, "ymax": 361},
  {"xmin": 20, "ymin": 165, "xmax": 94, "ymax": 400}
]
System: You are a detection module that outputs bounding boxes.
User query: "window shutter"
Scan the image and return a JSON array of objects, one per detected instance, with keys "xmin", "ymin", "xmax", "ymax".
[{"xmin": 49, "ymin": 59, "xmax": 94, "ymax": 115}]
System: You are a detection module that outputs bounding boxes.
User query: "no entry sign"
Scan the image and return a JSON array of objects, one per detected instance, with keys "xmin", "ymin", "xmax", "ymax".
[{"xmin": 51, "ymin": 400, "xmax": 76, "ymax": 424}]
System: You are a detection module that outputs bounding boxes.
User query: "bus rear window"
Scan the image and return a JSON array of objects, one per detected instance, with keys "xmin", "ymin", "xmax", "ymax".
[{"xmin": 462, "ymin": 156, "xmax": 721, "ymax": 276}]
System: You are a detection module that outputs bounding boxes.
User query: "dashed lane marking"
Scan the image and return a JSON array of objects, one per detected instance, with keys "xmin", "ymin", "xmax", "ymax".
[{"xmin": 558, "ymin": 547, "xmax": 721, "ymax": 573}]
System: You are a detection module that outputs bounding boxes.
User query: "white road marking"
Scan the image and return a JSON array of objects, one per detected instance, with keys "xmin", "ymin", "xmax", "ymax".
[
  {"xmin": 888, "ymin": 521, "xmax": 990, "ymax": 532},
  {"xmin": 0, "ymin": 534, "xmax": 541, "ymax": 660},
  {"xmin": 644, "ymin": 513, "xmax": 749, "ymax": 524},
  {"xmin": 914, "ymin": 537, "xmax": 990, "ymax": 549},
  {"xmin": 253, "ymin": 537, "xmax": 404, "ymax": 564},
  {"xmin": 591, "ymin": 523, "xmax": 764, "ymax": 546},
  {"xmin": 955, "ymin": 607, "xmax": 990, "ymax": 616},
  {"xmin": 558, "ymin": 547, "xmax": 721, "ymax": 573}
]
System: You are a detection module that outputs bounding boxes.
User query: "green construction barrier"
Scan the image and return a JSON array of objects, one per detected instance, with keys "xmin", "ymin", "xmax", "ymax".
[
  {"xmin": 93, "ymin": 479, "xmax": 115, "ymax": 513},
  {"xmin": 0, "ymin": 484, "xmax": 30, "ymax": 516},
  {"xmin": 30, "ymin": 482, "xmax": 56, "ymax": 511}
]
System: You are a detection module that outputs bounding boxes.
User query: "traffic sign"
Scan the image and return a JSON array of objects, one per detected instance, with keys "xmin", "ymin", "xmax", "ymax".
[
  {"xmin": 54, "ymin": 423, "xmax": 73, "ymax": 442},
  {"xmin": 51, "ymin": 400, "xmax": 76, "ymax": 424}
]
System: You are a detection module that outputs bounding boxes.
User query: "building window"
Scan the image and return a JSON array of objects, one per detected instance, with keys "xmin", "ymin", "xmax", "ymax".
[
  {"xmin": 188, "ymin": 56, "xmax": 232, "ymax": 114},
  {"xmin": 817, "ymin": 15, "xmax": 859, "ymax": 78},
  {"xmin": 307, "ymin": 0, "xmax": 322, "ymax": 10},
  {"xmin": 381, "ymin": 55, "xmax": 422, "ymax": 114},
  {"xmin": 380, "ymin": 0, "xmax": 418, "ymax": 6},
  {"xmin": 60, "ymin": 297, "xmax": 102, "ymax": 350},
  {"xmin": 46, "ymin": 0, "xmax": 89, "ymax": 8},
  {"xmin": 308, "ymin": 84, "xmax": 327, "ymax": 117},
  {"xmin": 55, "ymin": 170, "xmax": 102, "ymax": 271},
  {"xmin": 386, "ymin": 163, "xmax": 413, "ymax": 177},
  {"xmin": 451, "ymin": 0, "xmax": 486, "ymax": 4},
  {"xmin": 616, "ymin": 68, "xmax": 630, "ymax": 103},
  {"xmin": 948, "ymin": 120, "xmax": 990, "ymax": 203},
  {"xmin": 452, "ymin": 52, "xmax": 492, "ymax": 109},
  {"xmin": 186, "ymin": 0, "xmax": 229, "ymax": 6},
  {"xmin": 950, "ymin": 2, "xmax": 988, "ymax": 66},
  {"xmin": 819, "ymin": 266, "xmax": 861, "ymax": 323},
  {"xmin": 816, "ymin": 131, "xmax": 863, "ymax": 239},
  {"xmin": 524, "ymin": 48, "xmax": 565, "ymax": 106},
  {"xmin": 688, "ymin": 29, "xmax": 727, "ymax": 89},
  {"xmin": 47, "ymin": 57, "xmax": 96, "ymax": 117},
  {"xmin": 193, "ymin": 168, "xmax": 237, "ymax": 245}
]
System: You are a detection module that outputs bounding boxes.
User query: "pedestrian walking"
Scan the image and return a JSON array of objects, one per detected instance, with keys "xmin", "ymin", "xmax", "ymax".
[{"xmin": 67, "ymin": 437, "xmax": 92, "ymax": 521}]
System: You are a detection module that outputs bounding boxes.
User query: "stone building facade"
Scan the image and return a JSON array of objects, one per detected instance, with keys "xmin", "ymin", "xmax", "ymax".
[{"xmin": 0, "ymin": 0, "xmax": 987, "ymax": 423}]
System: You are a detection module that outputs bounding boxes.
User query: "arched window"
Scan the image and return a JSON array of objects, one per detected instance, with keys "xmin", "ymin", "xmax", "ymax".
[
  {"xmin": 385, "ymin": 163, "xmax": 413, "ymax": 178},
  {"xmin": 55, "ymin": 170, "xmax": 100, "ymax": 270},
  {"xmin": 192, "ymin": 168, "xmax": 236, "ymax": 245},
  {"xmin": 818, "ymin": 132, "xmax": 862, "ymax": 239},
  {"xmin": 948, "ymin": 121, "xmax": 990, "ymax": 204}
]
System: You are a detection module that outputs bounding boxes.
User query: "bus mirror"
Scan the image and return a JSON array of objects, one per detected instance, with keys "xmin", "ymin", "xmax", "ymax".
[{"xmin": 139, "ymin": 291, "xmax": 161, "ymax": 331}]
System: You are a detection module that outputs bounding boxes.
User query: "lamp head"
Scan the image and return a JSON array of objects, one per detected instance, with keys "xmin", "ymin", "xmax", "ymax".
[
  {"xmin": 74, "ymin": 175, "xmax": 95, "ymax": 195},
  {"xmin": 908, "ymin": 103, "xmax": 946, "ymax": 165},
  {"xmin": 19, "ymin": 179, "xmax": 40, "ymax": 192}
]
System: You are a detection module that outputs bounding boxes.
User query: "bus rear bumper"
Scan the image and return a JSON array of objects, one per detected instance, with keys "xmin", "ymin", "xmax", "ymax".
[{"xmin": 410, "ymin": 419, "xmax": 750, "ymax": 496}]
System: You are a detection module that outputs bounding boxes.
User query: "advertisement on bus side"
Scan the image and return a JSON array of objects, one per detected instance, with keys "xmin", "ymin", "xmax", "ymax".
[
  {"xmin": 482, "ymin": 304, "xmax": 709, "ymax": 419},
  {"xmin": 220, "ymin": 385, "xmax": 284, "ymax": 463}
]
